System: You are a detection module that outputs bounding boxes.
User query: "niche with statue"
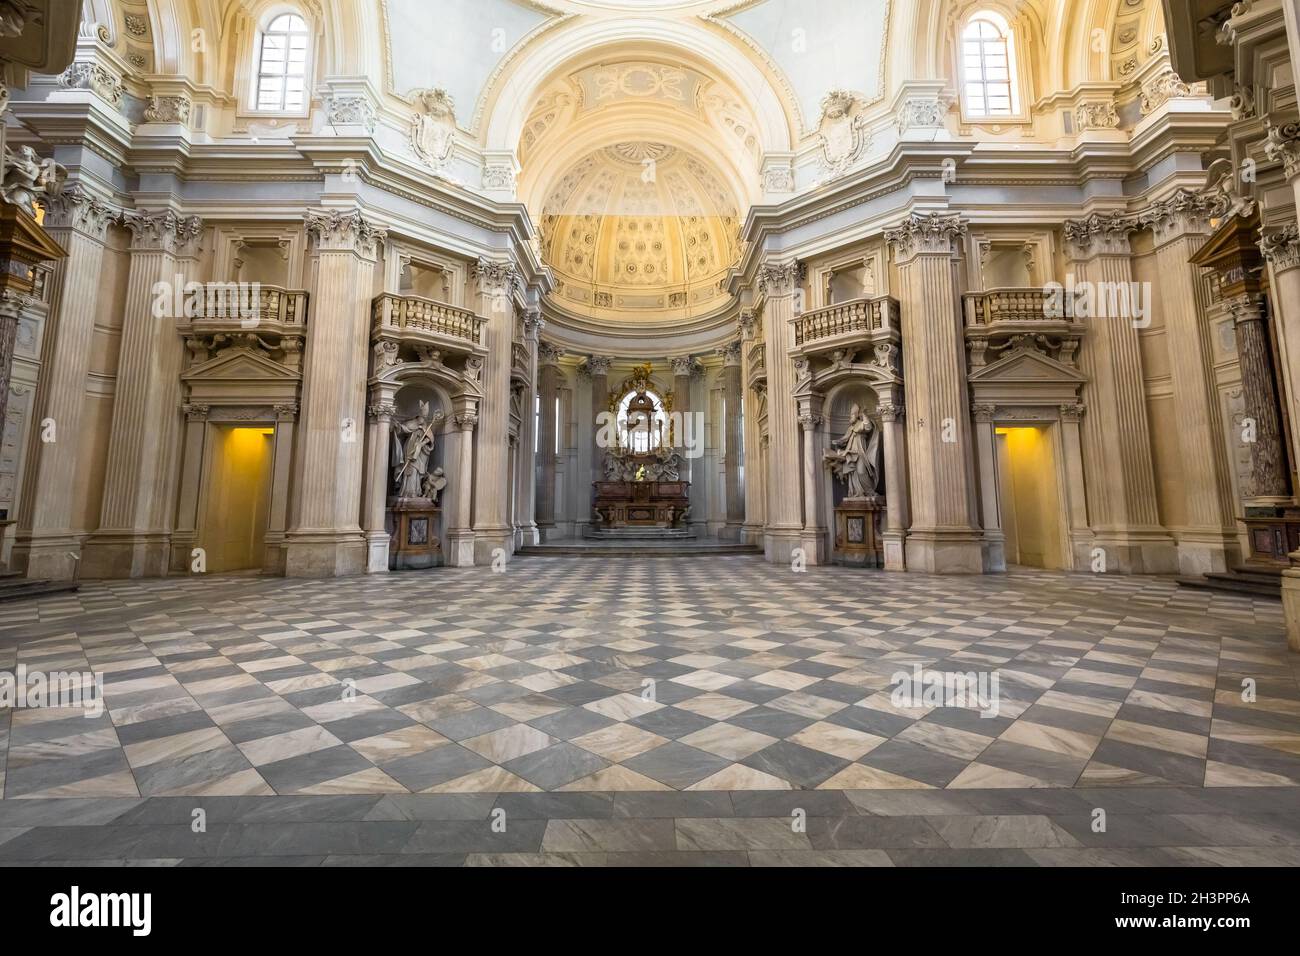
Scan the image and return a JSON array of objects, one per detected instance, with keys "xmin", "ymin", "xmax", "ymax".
[
  {"xmin": 823, "ymin": 385, "xmax": 886, "ymax": 567},
  {"xmin": 387, "ymin": 387, "xmax": 449, "ymax": 570}
]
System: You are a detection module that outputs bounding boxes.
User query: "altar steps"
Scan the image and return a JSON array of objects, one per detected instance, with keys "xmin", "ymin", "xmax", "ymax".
[
  {"xmin": 0, "ymin": 571, "xmax": 80, "ymax": 603},
  {"xmin": 517, "ymin": 537, "xmax": 761, "ymax": 558},
  {"xmin": 583, "ymin": 527, "xmax": 697, "ymax": 541}
]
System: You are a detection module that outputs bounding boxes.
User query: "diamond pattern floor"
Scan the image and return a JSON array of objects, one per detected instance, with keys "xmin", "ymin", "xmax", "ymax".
[{"xmin": 1, "ymin": 559, "xmax": 1297, "ymax": 803}]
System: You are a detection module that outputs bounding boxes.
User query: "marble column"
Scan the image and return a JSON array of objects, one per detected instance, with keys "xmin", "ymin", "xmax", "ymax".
[
  {"xmin": 514, "ymin": 310, "xmax": 542, "ymax": 548},
  {"xmin": 1064, "ymin": 212, "xmax": 1176, "ymax": 573},
  {"xmin": 1058, "ymin": 403, "xmax": 1091, "ymax": 569},
  {"xmin": 587, "ymin": 355, "xmax": 611, "ymax": 493},
  {"xmin": 798, "ymin": 401, "xmax": 828, "ymax": 564},
  {"xmin": 363, "ymin": 401, "xmax": 396, "ymax": 573},
  {"xmin": 720, "ymin": 341, "xmax": 744, "ymax": 538},
  {"xmin": 670, "ymin": 356, "xmax": 695, "ymax": 502},
  {"xmin": 283, "ymin": 209, "xmax": 383, "ymax": 578},
  {"xmin": 170, "ymin": 403, "xmax": 209, "ymax": 574},
  {"xmin": 1226, "ymin": 294, "xmax": 1289, "ymax": 501},
  {"xmin": 1143, "ymin": 192, "xmax": 1239, "ymax": 573},
  {"xmin": 445, "ymin": 412, "xmax": 477, "ymax": 566},
  {"xmin": 878, "ymin": 400, "xmax": 909, "ymax": 571},
  {"xmin": 738, "ymin": 312, "xmax": 764, "ymax": 545},
  {"xmin": 265, "ymin": 403, "xmax": 298, "ymax": 574},
  {"xmin": 14, "ymin": 188, "xmax": 116, "ymax": 580},
  {"xmin": 971, "ymin": 404, "xmax": 1005, "ymax": 572},
  {"xmin": 471, "ymin": 258, "xmax": 517, "ymax": 564},
  {"xmin": 1262, "ymin": 226, "xmax": 1300, "ymax": 483},
  {"xmin": 883, "ymin": 213, "xmax": 983, "ymax": 573},
  {"xmin": 0, "ymin": 291, "xmax": 31, "ymax": 432},
  {"xmin": 536, "ymin": 341, "xmax": 562, "ymax": 536},
  {"xmin": 81, "ymin": 209, "xmax": 203, "ymax": 579},
  {"xmin": 758, "ymin": 260, "xmax": 805, "ymax": 563}
]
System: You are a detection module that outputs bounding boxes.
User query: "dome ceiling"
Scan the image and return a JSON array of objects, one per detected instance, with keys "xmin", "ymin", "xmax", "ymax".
[{"xmin": 539, "ymin": 142, "xmax": 740, "ymax": 320}]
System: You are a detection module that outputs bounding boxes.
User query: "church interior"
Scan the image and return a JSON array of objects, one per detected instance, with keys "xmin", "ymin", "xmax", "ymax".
[{"xmin": 0, "ymin": 0, "xmax": 1298, "ymax": 871}]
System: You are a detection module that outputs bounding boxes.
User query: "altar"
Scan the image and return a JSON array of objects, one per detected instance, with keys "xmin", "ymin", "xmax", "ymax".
[{"xmin": 593, "ymin": 477, "xmax": 690, "ymax": 527}]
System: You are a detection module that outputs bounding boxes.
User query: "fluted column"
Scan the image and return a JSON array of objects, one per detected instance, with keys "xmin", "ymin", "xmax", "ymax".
[
  {"xmin": 884, "ymin": 213, "xmax": 983, "ymax": 573},
  {"xmin": 1263, "ymin": 226, "xmax": 1300, "ymax": 484},
  {"xmin": 720, "ymin": 341, "xmax": 744, "ymax": 538},
  {"xmin": 1059, "ymin": 403, "xmax": 1091, "ymax": 567},
  {"xmin": 265, "ymin": 404, "xmax": 297, "ymax": 574},
  {"xmin": 445, "ymin": 413, "xmax": 477, "ymax": 566},
  {"xmin": 284, "ymin": 209, "xmax": 384, "ymax": 578},
  {"xmin": 171, "ymin": 403, "xmax": 209, "ymax": 574},
  {"xmin": 758, "ymin": 261, "xmax": 805, "ymax": 563},
  {"xmin": 1064, "ymin": 212, "xmax": 1176, "ymax": 573},
  {"xmin": 670, "ymin": 356, "xmax": 695, "ymax": 500},
  {"xmin": 81, "ymin": 209, "xmax": 202, "ymax": 579},
  {"xmin": 879, "ymin": 400, "xmax": 909, "ymax": 571},
  {"xmin": 1144, "ymin": 193, "xmax": 1239, "ymax": 573},
  {"xmin": 514, "ymin": 310, "xmax": 542, "ymax": 548},
  {"xmin": 971, "ymin": 404, "xmax": 1005, "ymax": 572},
  {"xmin": 536, "ymin": 341, "xmax": 562, "ymax": 535},
  {"xmin": 798, "ymin": 402, "xmax": 828, "ymax": 564},
  {"xmin": 16, "ymin": 188, "xmax": 115, "ymax": 579},
  {"xmin": 470, "ymin": 258, "xmax": 517, "ymax": 563},
  {"xmin": 364, "ymin": 401, "xmax": 396, "ymax": 573},
  {"xmin": 738, "ymin": 312, "xmax": 764, "ymax": 545}
]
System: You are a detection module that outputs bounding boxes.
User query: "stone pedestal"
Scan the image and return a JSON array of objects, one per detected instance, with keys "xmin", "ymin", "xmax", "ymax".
[
  {"xmin": 833, "ymin": 498, "xmax": 885, "ymax": 568},
  {"xmin": 387, "ymin": 499, "xmax": 441, "ymax": 570}
]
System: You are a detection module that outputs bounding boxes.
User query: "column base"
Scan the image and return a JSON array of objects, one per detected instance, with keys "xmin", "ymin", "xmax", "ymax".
[
  {"xmin": 81, "ymin": 532, "xmax": 171, "ymax": 579},
  {"xmin": 11, "ymin": 533, "xmax": 83, "ymax": 581},
  {"xmin": 446, "ymin": 529, "xmax": 476, "ymax": 567},
  {"xmin": 1173, "ymin": 529, "xmax": 1239, "ymax": 576},
  {"xmin": 283, "ymin": 530, "xmax": 366, "ymax": 578},
  {"xmin": 800, "ymin": 528, "xmax": 829, "ymax": 566},
  {"xmin": 473, "ymin": 528, "xmax": 513, "ymax": 566},
  {"xmin": 538, "ymin": 523, "xmax": 558, "ymax": 544},
  {"xmin": 719, "ymin": 521, "xmax": 744, "ymax": 542},
  {"xmin": 1281, "ymin": 568, "xmax": 1300, "ymax": 653},
  {"xmin": 1074, "ymin": 530, "xmax": 1178, "ymax": 574},
  {"xmin": 515, "ymin": 522, "xmax": 540, "ymax": 549},
  {"xmin": 740, "ymin": 523, "xmax": 764, "ymax": 547},
  {"xmin": 764, "ymin": 527, "xmax": 803, "ymax": 565},
  {"xmin": 983, "ymin": 532, "xmax": 1007, "ymax": 573},
  {"xmin": 904, "ymin": 529, "xmax": 985, "ymax": 574},
  {"xmin": 365, "ymin": 530, "xmax": 390, "ymax": 574},
  {"xmin": 262, "ymin": 533, "xmax": 287, "ymax": 576},
  {"xmin": 882, "ymin": 531, "xmax": 906, "ymax": 572}
]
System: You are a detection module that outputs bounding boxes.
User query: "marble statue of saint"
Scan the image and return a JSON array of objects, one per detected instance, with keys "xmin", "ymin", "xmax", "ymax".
[
  {"xmin": 391, "ymin": 401, "xmax": 445, "ymax": 499},
  {"xmin": 825, "ymin": 404, "xmax": 882, "ymax": 499}
]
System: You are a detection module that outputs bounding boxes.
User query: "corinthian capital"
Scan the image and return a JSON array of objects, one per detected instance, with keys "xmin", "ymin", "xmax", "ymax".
[
  {"xmin": 1062, "ymin": 211, "xmax": 1140, "ymax": 259},
  {"xmin": 670, "ymin": 355, "xmax": 698, "ymax": 378},
  {"xmin": 122, "ymin": 208, "xmax": 204, "ymax": 256},
  {"xmin": 1264, "ymin": 121, "xmax": 1300, "ymax": 180},
  {"xmin": 585, "ymin": 355, "xmax": 612, "ymax": 377},
  {"xmin": 1261, "ymin": 224, "xmax": 1300, "ymax": 274},
  {"xmin": 1139, "ymin": 189, "xmax": 1226, "ymax": 243},
  {"xmin": 884, "ymin": 213, "xmax": 967, "ymax": 260},
  {"xmin": 756, "ymin": 260, "xmax": 804, "ymax": 298},
  {"xmin": 471, "ymin": 257, "xmax": 520, "ymax": 296},
  {"xmin": 43, "ymin": 184, "xmax": 116, "ymax": 239},
  {"xmin": 306, "ymin": 208, "xmax": 384, "ymax": 258},
  {"xmin": 538, "ymin": 341, "xmax": 565, "ymax": 366}
]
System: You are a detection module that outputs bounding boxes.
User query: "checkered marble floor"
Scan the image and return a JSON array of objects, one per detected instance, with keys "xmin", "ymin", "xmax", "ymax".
[{"xmin": 1, "ymin": 559, "xmax": 1297, "ymax": 804}]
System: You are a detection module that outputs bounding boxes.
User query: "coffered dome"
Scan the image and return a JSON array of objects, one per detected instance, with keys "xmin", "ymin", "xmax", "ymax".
[{"xmin": 538, "ymin": 142, "xmax": 741, "ymax": 322}]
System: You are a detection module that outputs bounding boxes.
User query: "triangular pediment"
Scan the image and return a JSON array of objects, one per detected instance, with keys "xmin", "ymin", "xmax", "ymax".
[
  {"xmin": 183, "ymin": 348, "xmax": 300, "ymax": 383},
  {"xmin": 968, "ymin": 347, "xmax": 1086, "ymax": 384}
]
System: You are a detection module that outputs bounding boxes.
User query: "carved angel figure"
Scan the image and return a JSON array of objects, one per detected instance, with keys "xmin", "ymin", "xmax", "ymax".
[
  {"xmin": 2, "ymin": 146, "xmax": 66, "ymax": 215},
  {"xmin": 824, "ymin": 404, "xmax": 883, "ymax": 499},
  {"xmin": 391, "ymin": 400, "xmax": 445, "ymax": 499}
]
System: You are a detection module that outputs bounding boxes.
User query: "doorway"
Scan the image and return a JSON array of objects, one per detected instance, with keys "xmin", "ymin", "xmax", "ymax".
[
  {"xmin": 200, "ymin": 426, "xmax": 275, "ymax": 572},
  {"xmin": 996, "ymin": 426, "xmax": 1065, "ymax": 569}
]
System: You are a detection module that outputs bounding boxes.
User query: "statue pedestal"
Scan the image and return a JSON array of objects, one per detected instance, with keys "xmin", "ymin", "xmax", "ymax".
[
  {"xmin": 387, "ymin": 498, "xmax": 441, "ymax": 571},
  {"xmin": 833, "ymin": 498, "xmax": 885, "ymax": 568}
]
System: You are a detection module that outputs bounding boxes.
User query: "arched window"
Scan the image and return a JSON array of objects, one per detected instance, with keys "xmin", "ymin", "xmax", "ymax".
[
  {"xmin": 254, "ymin": 12, "xmax": 310, "ymax": 112},
  {"xmin": 617, "ymin": 389, "xmax": 668, "ymax": 453},
  {"xmin": 961, "ymin": 11, "xmax": 1019, "ymax": 118}
]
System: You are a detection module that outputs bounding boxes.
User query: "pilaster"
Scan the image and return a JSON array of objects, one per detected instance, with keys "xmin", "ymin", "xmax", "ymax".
[
  {"xmin": 758, "ymin": 260, "xmax": 804, "ymax": 563},
  {"xmin": 720, "ymin": 341, "xmax": 744, "ymax": 539},
  {"xmin": 470, "ymin": 257, "xmax": 518, "ymax": 564}
]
